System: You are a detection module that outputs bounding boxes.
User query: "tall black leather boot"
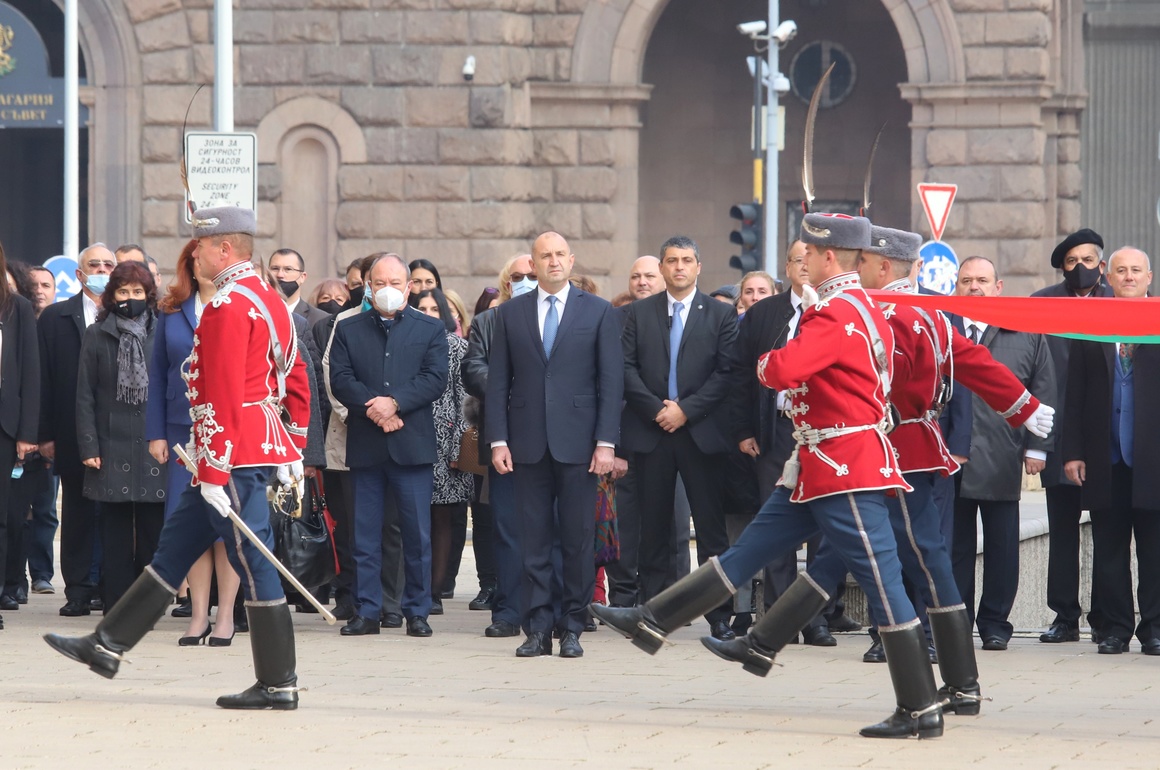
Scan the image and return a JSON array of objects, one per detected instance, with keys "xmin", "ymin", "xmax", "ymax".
[
  {"xmin": 701, "ymin": 574, "xmax": 829, "ymax": 676},
  {"xmin": 928, "ymin": 605, "xmax": 982, "ymax": 715},
  {"xmin": 43, "ymin": 569, "xmax": 174, "ymax": 679},
  {"xmin": 216, "ymin": 601, "xmax": 301, "ymax": 710},
  {"xmin": 860, "ymin": 622, "xmax": 944, "ymax": 739},
  {"xmin": 589, "ymin": 559, "xmax": 734, "ymax": 655}
]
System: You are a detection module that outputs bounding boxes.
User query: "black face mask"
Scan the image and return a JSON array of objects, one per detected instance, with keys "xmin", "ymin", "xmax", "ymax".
[
  {"xmin": 277, "ymin": 279, "xmax": 301, "ymax": 299},
  {"xmin": 1064, "ymin": 263, "xmax": 1101, "ymax": 293},
  {"xmin": 317, "ymin": 299, "xmax": 343, "ymax": 316},
  {"xmin": 112, "ymin": 298, "xmax": 148, "ymax": 319}
]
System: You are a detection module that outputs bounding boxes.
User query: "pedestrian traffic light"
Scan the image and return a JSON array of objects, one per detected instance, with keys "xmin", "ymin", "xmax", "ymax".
[{"xmin": 729, "ymin": 202, "xmax": 763, "ymax": 272}]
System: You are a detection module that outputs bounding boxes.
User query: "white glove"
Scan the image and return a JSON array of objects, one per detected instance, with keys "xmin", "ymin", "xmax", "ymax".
[
  {"xmin": 1023, "ymin": 403, "xmax": 1055, "ymax": 439},
  {"xmin": 276, "ymin": 460, "xmax": 303, "ymax": 487},
  {"xmin": 801, "ymin": 283, "xmax": 819, "ymax": 307},
  {"xmin": 201, "ymin": 483, "xmax": 232, "ymax": 518}
]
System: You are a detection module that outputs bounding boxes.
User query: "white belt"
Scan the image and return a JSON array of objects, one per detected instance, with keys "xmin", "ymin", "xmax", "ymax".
[
  {"xmin": 792, "ymin": 422, "xmax": 886, "ymax": 446},
  {"xmin": 898, "ymin": 410, "xmax": 937, "ymax": 426}
]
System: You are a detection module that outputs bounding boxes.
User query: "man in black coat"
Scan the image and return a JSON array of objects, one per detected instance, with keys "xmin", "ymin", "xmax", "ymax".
[
  {"xmin": 486, "ymin": 231, "xmax": 623, "ymax": 659},
  {"xmin": 621, "ymin": 236, "xmax": 737, "ymax": 640},
  {"xmin": 38, "ymin": 244, "xmax": 116, "ymax": 617},
  {"xmin": 329, "ymin": 254, "xmax": 449, "ymax": 639},
  {"xmin": 1063, "ymin": 247, "xmax": 1160, "ymax": 655},
  {"xmin": 1032, "ymin": 228, "xmax": 1114, "ymax": 644}
]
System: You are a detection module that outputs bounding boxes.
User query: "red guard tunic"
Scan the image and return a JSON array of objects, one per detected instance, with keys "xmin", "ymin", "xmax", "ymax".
[
  {"xmin": 183, "ymin": 260, "xmax": 310, "ymax": 487},
  {"xmin": 757, "ymin": 272, "xmax": 911, "ymax": 502},
  {"xmin": 879, "ymin": 278, "xmax": 1041, "ymax": 475}
]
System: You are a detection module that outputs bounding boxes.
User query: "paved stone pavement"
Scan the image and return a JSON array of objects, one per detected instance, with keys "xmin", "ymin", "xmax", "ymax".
[{"xmin": 4, "ymin": 556, "xmax": 1159, "ymax": 770}]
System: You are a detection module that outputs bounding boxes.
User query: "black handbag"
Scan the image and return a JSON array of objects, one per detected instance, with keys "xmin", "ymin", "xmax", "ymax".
[{"xmin": 269, "ymin": 475, "xmax": 337, "ymax": 591}]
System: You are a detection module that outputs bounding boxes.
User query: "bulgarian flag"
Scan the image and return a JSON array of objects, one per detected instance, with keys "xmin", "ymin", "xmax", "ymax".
[{"xmin": 865, "ymin": 292, "xmax": 1160, "ymax": 344}]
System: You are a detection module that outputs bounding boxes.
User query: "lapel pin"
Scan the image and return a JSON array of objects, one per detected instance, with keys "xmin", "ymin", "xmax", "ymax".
[{"xmin": 697, "ymin": 304, "xmax": 703, "ymax": 310}]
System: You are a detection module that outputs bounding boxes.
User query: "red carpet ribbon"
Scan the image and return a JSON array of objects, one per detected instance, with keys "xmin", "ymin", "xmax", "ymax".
[{"xmin": 864, "ymin": 291, "xmax": 1160, "ymax": 343}]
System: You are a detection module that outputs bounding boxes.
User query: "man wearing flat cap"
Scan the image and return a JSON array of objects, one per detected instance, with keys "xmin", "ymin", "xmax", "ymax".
[
  {"xmin": 596, "ymin": 214, "xmax": 949, "ymax": 739},
  {"xmin": 1031, "ymin": 228, "xmax": 1112, "ymax": 646},
  {"xmin": 45, "ymin": 206, "xmax": 313, "ymax": 711},
  {"xmin": 764, "ymin": 225, "xmax": 1054, "ymax": 717}
]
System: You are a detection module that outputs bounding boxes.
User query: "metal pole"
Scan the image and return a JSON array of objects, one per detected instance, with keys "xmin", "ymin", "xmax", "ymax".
[
  {"xmin": 63, "ymin": 0, "xmax": 78, "ymax": 258},
  {"xmin": 763, "ymin": 0, "xmax": 780, "ymax": 278},
  {"xmin": 752, "ymin": 56, "xmax": 763, "ymax": 206},
  {"xmin": 214, "ymin": 0, "xmax": 234, "ymax": 132}
]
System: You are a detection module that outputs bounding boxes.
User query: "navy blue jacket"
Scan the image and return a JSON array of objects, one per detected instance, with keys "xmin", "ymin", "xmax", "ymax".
[
  {"xmin": 485, "ymin": 286, "xmax": 623, "ymax": 465},
  {"xmin": 329, "ymin": 305, "xmax": 448, "ymax": 469}
]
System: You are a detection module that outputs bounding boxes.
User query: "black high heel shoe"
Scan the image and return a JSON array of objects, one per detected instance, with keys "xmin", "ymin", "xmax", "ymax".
[
  {"xmin": 178, "ymin": 620, "xmax": 212, "ymax": 646},
  {"xmin": 208, "ymin": 628, "xmax": 235, "ymax": 648}
]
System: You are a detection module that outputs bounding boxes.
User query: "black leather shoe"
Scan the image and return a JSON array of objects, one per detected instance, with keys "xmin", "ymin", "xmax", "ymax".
[
  {"xmin": 340, "ymin": 616, "xmax": 380, "ymax": 636},
  {"xmin": 584, "ymin": 617, "xmax": 597, "ymax": 632},
  {"xmin": 710, "ymin": 620, "xmax": 736, "ymax": 641},
  {"xmin": 468, "ymin": 586, "xmax": 495, "ymax": 611},
  {"xmin": 802, "ymin": 626, "xmax": 837, "ymax": 647},
  {"xmin": 1040, "ymin": 623, "xmax": 1080, "ymax": 643},
  {"xmin": 516, "ymin": 631, "xmax": 551, "ymax": 657},
  {"xmin": 1091, "ymin": 628, "xmax": 1105, "ymax": 644},
  {"xmin": 0, "ymin": 595, "xmax": 19, "ymax": 611},
  {"xmin": 981, "ymin": 636, "xmax": 1008, "ymax": 651},
  {"xmin": 863, "ymin": 639, "xmax": 886, "ymax": 663},
  {"xmin": 559, "ymin": 631, "xmax": 584, "ymax": 658},
  {"xmin": 429, "ymin": 598, "xmax": 444, "ymax": 616},
  {"xmin": 380, "ymin": 612, "xmax": 403, "ymax": 629},
  {"xmin": 1141, "ymin": 638, "xmax": 1160, "ymax": 656},
  {"xmin": 0, "ymin": 613, "xmax": 4, "ymax": 629},
  {"xmin": 860, "ymin": 707, "xmax": 944, "ymax": 739},
  {"xmin": 439, "ymin": 587, "xmax": 454, "ymax": 600},
  {"xmin": 407, "ymin": 616, "xmax": 433, "ymax": 637},
  {"xmin": 828, "ymin": 614, "xmax": 863, "ymax": 633},
  {"xmin": 60, "ymin": 600, "xmax": 91, "ymax": 617},
  {"xmin": 701, "ymin": 633, "xmax": 777, "ymax": 677},
  {"xmin": 89, "ymin": 597, "xmax": 104, "ymax": 613},
  {"xmin": 1097, "ymin": 637, "xmax": 1126, "ymax": 654},
  {"xmin": 938, "ymin": 683, "xmax": 982, "ymax": 716},
  {"xmin": 216, "ymin": 679, "xmax": 299, "ymax": 711},
  {"xmin": 171, "ymin": 595, "xmax": 192, "ymax": 618},
  {"xmin": 485, "ymin": 621, "xmax": 520, "ymax": 638},
  {"xmin": 332, "ymin": 603, "xmax": 355, "ymax": 621},
  {"xmin": 14, "ymin": 586, "xmax": 28, "ymax": 604}
]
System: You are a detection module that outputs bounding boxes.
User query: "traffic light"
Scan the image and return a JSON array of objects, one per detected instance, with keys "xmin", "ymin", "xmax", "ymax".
[{"xmin": 729, "ymin": 202, "xmax": 763, "ymax": 272}]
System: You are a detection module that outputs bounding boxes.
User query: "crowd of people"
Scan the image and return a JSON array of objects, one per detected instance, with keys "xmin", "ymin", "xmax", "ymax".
[{"xmin": 1, "ymin": 218, "xmax": 1155, "ymax": 718}]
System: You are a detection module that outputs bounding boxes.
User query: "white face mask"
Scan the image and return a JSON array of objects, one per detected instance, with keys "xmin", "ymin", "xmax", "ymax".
[
  {"xmin": 511, "ymin": 276, "xmax": 538, "ymax": 297},
  {"xmin": 374, "ymin": 285, "xmax": 406, "ymax": 314}
]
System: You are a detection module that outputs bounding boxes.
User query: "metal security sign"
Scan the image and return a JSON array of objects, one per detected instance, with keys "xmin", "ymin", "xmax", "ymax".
[{"xmin": 183, "ymin": 132, "xmax": 258, "ymax": 223}]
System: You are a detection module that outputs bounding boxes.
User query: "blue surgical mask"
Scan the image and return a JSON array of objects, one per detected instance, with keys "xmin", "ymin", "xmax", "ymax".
[
  {"xmin": 85, "ymin": 273, "xmax": 110, "ymax": 294},
  {"xmin": 511, "ymin": 277, "xmax": 537, "ymax": 297},
  {"xmin": 362, "ymin": 284, "xmax": 373, "ymax": 311}
]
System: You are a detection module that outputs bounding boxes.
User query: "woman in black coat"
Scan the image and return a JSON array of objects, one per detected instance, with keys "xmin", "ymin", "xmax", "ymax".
[
  {"xmin": 76, "ymin": 261, "xmax": 166, "ymax": 610},
  {"xmin": 0, "ymin": 243, "xmax": 40, "ymax": 629}
]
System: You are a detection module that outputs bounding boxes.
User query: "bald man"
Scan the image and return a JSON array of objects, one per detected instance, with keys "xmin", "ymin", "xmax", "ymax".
[
  {"xmin": 628, "ymin": 256, "xmax": 664, "ymax": 300},
  {"xmin": 486, "ymin": 232, "xmax": 624, "ymax": 658}
]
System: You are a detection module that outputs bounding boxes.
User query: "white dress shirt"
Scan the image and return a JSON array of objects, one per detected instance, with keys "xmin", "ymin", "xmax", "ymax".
[
  {"xmin": 82, "ymin": 293, "xmax": 99, "ymax": 328},
  {"xmin": 666, "ymin": 289, "xmax": 694, "ymax": 329},
  {"xmin": 775, "ymin": 290, "xmax": 805, "ymax": 411}
]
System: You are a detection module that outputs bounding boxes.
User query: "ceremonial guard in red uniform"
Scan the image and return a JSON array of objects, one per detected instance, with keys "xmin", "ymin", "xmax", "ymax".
[
  {"xmin": 708, "ymin": 226, "xmax": 1055, "ymax": 719},
  {"xmin": 593, "ymin": 214, "xmax": 944, "ymax": 739},
  {"xmin": 45, "ymin": 206, "xmax": 313, "ymax": 710}
]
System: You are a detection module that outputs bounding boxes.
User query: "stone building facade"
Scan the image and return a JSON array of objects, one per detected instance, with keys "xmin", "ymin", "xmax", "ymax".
[{"xmin": 4, "ymin": 0, "xmax": 1157, "ymax": 299}]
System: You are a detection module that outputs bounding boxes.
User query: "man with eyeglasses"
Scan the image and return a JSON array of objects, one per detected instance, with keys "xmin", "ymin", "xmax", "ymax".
[
  {"xmin": 38, "ymin": 244, "xmax": 117, "ymax": 617},
  {"xmin": 269, "ymin": 248, "xmax": 329, "ymax": 331},
  {"xmin": 1031, "ymin": 228, "xmax": 1113, "ymax": 646}
]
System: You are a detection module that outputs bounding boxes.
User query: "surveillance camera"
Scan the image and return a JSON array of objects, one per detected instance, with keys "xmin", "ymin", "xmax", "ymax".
[
  {"xmin": 771, "ymin": 20, "xmax": 798, "ymax": 46},
  {"xmin": 736, "ymin": 20, "xmax": 767, "ymax": 38},
  {"xmin": 772, "ymin": 73, "xmax": 791, "ymax": 95},
  {"xmin": 462, "ymin": 55, "xmax": 476, "ymax": 82}
]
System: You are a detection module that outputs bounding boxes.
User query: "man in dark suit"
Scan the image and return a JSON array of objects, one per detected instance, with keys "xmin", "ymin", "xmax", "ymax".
[
  {"xmin": 329, "ymin": 254, "xmax": 449, "ymax": 639},
  {"xmin": 1063, "ymin": 247, "xmax": 1160, "ymax": 655},
  {"xmin": 1032, "ymin": 228, "xmax": 1114, "ymax": 644},
  {"xmin": 486, "ymin": 231, "xmax": 623, "ymax": 658},
  {"xmin": 621, "ymin": 236, "xmax": 737, "ymax": 640},
  {"xmin": 270, "ymin": 248, "xmax": 331, "ymax": 330},
  {"xmin": 38, "ymin": 244, "xmax": 116, "ymax": 616}
]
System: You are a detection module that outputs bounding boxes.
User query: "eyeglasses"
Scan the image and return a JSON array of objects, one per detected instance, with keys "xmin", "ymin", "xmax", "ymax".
[
  {"xmin": 509, "ymin": 271, "xmax": 534, "ymax": 282},
  {"xmin": 85, "ymin": 260, "xmax": 116, "ymax": 271},
  {"xmin": 269, "ymin": 266, "xmax": 303, "ymax": 276}
]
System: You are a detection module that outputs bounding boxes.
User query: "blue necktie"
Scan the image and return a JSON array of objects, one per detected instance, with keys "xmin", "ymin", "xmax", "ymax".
[
  {"xmin": 543, "ymin": 296, "xmax": 559, "ymax": 357},
  {"xmin": 668, "ymin": 301, "xmax": 684, "ymax": 400}
]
